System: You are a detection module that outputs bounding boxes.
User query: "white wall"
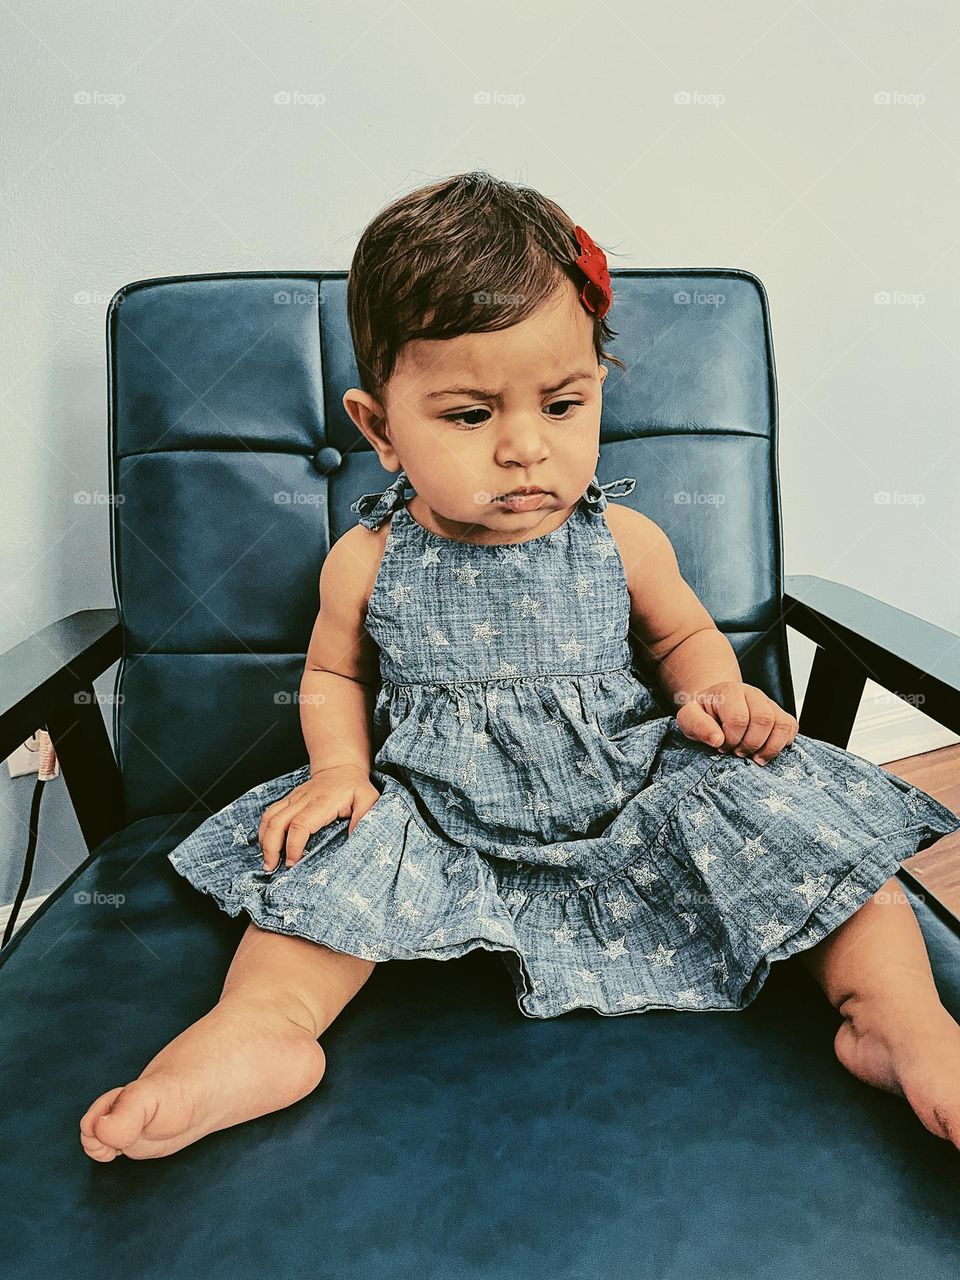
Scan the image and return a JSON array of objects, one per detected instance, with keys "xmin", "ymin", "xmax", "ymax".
[{"xmin": 2, "ymin": 1, "xmax": 958, "ymax": 901}]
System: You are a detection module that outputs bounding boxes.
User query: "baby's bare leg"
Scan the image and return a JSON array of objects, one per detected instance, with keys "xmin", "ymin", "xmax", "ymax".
[
  {"xmin": 80, "ymin": 923, "xmax": 376, "ymax": 1162},
  {"xmin": 797, "ymin": 874, "xmax": 960, "ymax": 1148}
]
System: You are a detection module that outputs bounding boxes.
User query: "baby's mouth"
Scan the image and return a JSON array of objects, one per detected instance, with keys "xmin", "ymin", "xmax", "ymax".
[{"xmin": 495, "ymin": 489, "xmax": 549, "ymax": 511}]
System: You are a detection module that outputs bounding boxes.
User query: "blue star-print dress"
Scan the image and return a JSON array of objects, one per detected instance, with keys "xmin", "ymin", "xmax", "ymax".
[{"xmin": 166, "ymin": 469, "xmax": 960, "ymax": 1020}]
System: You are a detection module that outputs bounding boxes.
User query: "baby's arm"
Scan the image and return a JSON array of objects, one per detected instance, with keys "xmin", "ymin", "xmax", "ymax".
[
  {"xmin": 603, "ymin": 503, "xmax": 742, "ymax": 708},
  {"xmin": 259, "ymin": 528, "xmax": 385, "ymax": 869},
  {"xmin": 299, "ymin": 525, "xmax": 383, "ymax": 779}
]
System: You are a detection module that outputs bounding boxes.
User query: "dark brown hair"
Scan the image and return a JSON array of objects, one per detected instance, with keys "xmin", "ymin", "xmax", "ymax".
[{"xmin": 346, "ymin": 170, "xmax": 626, "ymax": 402}]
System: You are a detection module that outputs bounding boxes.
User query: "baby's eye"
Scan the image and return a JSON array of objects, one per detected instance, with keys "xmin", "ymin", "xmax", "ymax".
[
  {"xmin": 441, "ymin": 401, "xmax": 583, "ymax": 430},
  {"xmin": 545, "ymin": 399, "xmax": 582, "ymax": 418},
  {"xmin": 442, "ymin": 408, "xmax": 489, "ymax": 430}
]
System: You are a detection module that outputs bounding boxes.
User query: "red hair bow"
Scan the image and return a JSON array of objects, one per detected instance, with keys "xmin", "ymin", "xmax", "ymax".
[{"xmin": 573, "ymin": 224, "xmax": 612, "ymax": 319}]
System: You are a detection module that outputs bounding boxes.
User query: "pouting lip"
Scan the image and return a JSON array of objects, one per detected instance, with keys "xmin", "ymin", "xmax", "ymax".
[{"xmin": 494, "ymin": 486, "xmax": 547, "ymax": 500}]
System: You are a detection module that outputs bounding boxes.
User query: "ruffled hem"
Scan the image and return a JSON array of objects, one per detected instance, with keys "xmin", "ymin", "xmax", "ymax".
[{"xmin": 166, "ymin": 755, "xmax": 960, "ymax": 1020}]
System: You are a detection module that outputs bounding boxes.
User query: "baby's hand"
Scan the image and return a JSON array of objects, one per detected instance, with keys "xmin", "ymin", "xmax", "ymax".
[
  {"xmin": 675, "ymin": 681, "xmax": 798, "ymax": 766},
  {"xmin": 258, "ymin": 765, "xmax": 382, "ymax": 870}
]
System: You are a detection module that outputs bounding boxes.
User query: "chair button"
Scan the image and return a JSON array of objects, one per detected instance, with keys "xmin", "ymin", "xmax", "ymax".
[{"xmin": 311, "ymin": 446, "xmax": 342, "ymax": 475}]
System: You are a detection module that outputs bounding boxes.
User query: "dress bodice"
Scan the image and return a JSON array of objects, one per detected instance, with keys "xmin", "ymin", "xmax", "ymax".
[{"xmin": 350, "ymin": 470, "xmax": 639, "ymax": 688}]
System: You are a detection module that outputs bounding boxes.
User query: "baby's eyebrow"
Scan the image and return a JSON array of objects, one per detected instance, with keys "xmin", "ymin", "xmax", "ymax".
[{"xmin": 424, "ymin": 369, "xmax": 595, "ymax": 400}]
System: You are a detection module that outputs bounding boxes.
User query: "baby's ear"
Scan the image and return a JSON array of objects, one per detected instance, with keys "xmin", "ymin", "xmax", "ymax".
[{"xmin": 599, "ymin": 363, "xmax": 609, "ymax": 384}]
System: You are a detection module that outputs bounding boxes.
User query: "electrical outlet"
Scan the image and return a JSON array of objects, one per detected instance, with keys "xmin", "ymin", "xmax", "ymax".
[{"xmin": 6, "ymin": 736, "xmax": 58, "ymax": 779}]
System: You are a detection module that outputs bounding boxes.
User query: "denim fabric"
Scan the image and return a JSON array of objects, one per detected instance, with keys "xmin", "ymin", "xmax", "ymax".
[{"xmin": 167, "ymin": 471, "xmax": 960, "ymax": 1020}]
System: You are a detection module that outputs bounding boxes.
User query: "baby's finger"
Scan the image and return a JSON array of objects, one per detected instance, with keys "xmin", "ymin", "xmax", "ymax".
[
  {"xmin": 259, "ymin": 802, "xmax": 322, "ymax": 870},
  {"xmin": 280, "ymin": 798, "xmax": 353, "ymax": 866},
  {"xmin": 751, "ymin": 714, "xmax": 799, "ymax": 766},
  {"xmin": 676, "ymin": 700, "xmax": 725, "ymax": 750}
]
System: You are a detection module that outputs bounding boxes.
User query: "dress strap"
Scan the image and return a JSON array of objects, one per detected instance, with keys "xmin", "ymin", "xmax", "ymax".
[
  {"xmin": 581, "ymin": 473, "xmax": 637, "ymax": 512},
  {"xmin": 351, "ymin": 467, "xmax": 637, "ymax": 528},
  {"xmin": 351, "ymin": 469, "xmax": 411, "ymax": 530}
]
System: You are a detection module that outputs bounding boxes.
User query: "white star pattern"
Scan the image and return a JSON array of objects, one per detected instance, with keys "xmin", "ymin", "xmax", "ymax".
[
  {"xmin": 552, "ymin": 922, "xmax": 576, "ymax": 943},
  {"xmin": 690, "ymin": 843, "xmax": 717, "ymax": 875},
  {"xmin": 603, "ymin": 935, "xmax": 630, "ymax": 958},
  {"xmin": 572, "ymin": 967, "xmax": 600, "ymax": 983},
  {"xmin": 397, "ymin": 899, "xmax": 423, "ymax": 922},
  {"xmin": 607, "ymin": 892, "xmax": 636, "ymax": 921},
  {"xmin": 758, "ymin": 793, "xmax": 791, "ymax": 815},
  {"xmin": 738, "ymin": 835, "xmax": 768, "ymax": 863},
  {"xmin": 616, "ymin": 822, "xmax": 644, "ymax": 846},
  {"xmin": 757, "ymin": 914, "xmax": 792, "ymax": 948},
  {"xmin": 687, "ymin": 805, "xmax": 710, "ymax": 830},
  {"xmin": 631, "ymin": 862, "xmax": 657, "ymax": 888},
  {"xmin": 232, "ymin": 823, "xmax": 249, "ymax": 846},
  {"xmin": 675, "ymin": 989, "xmax": 705, "ymax": 1007},
  {"xmin": 592, "ymin": 537, "xmax": 618, "ymax": 563},
  {"xmin": 387, "ymin": 581, "xmax": 414, "ymax": 606},
  {"xmin": 452, "ymin": 563, "xmax": 482, "ymax": 588},
  {"xmin": 500, "ymin": 545, "xmax": 531, "ymax": 571},
  {"xmin": 573, "ymin": 574, "xmax": 595, "ymax": 600},
  {"xmin": 646, "ymin": 942, "xmax": 677, "ymax": 967},
  {"xmin": 473, "ymin": 618, "xmax": 502, "ymax": 645},
  {"xmin": 816, "ymin": 824, "xmax": 844, "ymax": 851},
  {"xmin": 419, "ymin": 545, "xmax": 441, "ymax": 567},
  {"xmin": 793, "ymin": 873, "xmax": 829, "ymax": 905},
  {"xmin": 512, "ymin": 593, "xmax": 544, "ymax": 617},
  {"xmin": 558, "ymin": 636, "xmax": 585, "ymax": 662},
  {"xmin": 844, "ymin": 778, "xmax": 875, "ymax": 802},
  {"xmin": 427, "ymin": 628, "xmax": 450, "ymax": 648}
]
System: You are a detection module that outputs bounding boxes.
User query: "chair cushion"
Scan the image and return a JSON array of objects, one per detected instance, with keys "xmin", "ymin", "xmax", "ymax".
[{"xmin": 2, "ymin": 816, "xmax": 960, "ymax": 1277}]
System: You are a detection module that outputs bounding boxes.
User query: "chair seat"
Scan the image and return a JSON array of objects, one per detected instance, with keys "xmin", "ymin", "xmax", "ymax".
[{"xmin": 2, "ymin": 815, "xmax": 960, "ymax": 1277}]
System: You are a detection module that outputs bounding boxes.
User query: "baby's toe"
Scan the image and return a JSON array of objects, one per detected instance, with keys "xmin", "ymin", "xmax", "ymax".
[{"xmin": 82, "ymin": 1079, "xmax": 162, "ymax": 1155}]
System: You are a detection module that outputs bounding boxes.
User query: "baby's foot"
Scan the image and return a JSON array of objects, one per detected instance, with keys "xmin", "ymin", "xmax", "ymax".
[
  {"xmin": 80, "ymin": 995, "xmax": 327, "ymax": 1161},
  {"xmin": 833, "ymin": 999, "xmax": 960, "ymax": 1149}
]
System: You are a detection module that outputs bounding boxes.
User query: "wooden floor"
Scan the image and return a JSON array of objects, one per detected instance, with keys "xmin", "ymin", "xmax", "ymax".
[{"xmin": 886, "ymin": 742, "xmax": 960, "ymax": 920}]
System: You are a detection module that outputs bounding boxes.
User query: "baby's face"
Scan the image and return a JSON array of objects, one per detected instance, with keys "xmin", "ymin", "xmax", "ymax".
[{"xmin": 344, "ymin": 277, "xmax": 608, "ymax": 544}]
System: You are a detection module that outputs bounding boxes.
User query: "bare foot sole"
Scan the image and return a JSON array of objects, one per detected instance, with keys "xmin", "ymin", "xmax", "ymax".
[
  {"xmin": 80, "ymin": 997, "xmax": 326, "ymax": 1161},
  {"xmin": 833, "ymin": 1002, "xmax": 960, "ymax": 1149}
]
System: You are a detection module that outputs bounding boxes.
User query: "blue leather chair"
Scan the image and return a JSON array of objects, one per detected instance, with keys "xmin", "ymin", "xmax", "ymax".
[{"xmin": 3, "ymin": 269, "xmax": 960, "ymax": 1277}]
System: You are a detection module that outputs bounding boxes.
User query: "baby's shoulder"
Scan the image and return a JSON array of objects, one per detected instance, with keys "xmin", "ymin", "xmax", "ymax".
[
  {"xmin": 323, "ymin": 515, "xmax": 395, "ymax": 612},
  {"xmin": 600, "ymin": 499, "xmax": 670, "ymax": 553}
]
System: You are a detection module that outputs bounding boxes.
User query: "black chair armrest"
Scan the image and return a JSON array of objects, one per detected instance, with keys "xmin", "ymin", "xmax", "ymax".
[
  {"xmin": 0, "ymin": 609, "xmax": 124, "ymax": 850},
  {"xmin": 783, "ymin": 574, "xmax": 960, "ymax": 748}
]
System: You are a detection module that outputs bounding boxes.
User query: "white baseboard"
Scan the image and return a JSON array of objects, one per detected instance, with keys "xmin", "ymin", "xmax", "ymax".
[
  {"xmin": 845, "ymin": 680, "xmax": 960, "ymax": 765},
  {"xmin": 0, "ymin": 893, "xmax": 48, "ymax": 938}
]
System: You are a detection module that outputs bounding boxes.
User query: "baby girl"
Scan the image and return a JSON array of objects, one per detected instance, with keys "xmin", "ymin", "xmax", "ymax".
[{"xmin": 80, "ymin": 170, "xmax": 960, "ymax": 1162}]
